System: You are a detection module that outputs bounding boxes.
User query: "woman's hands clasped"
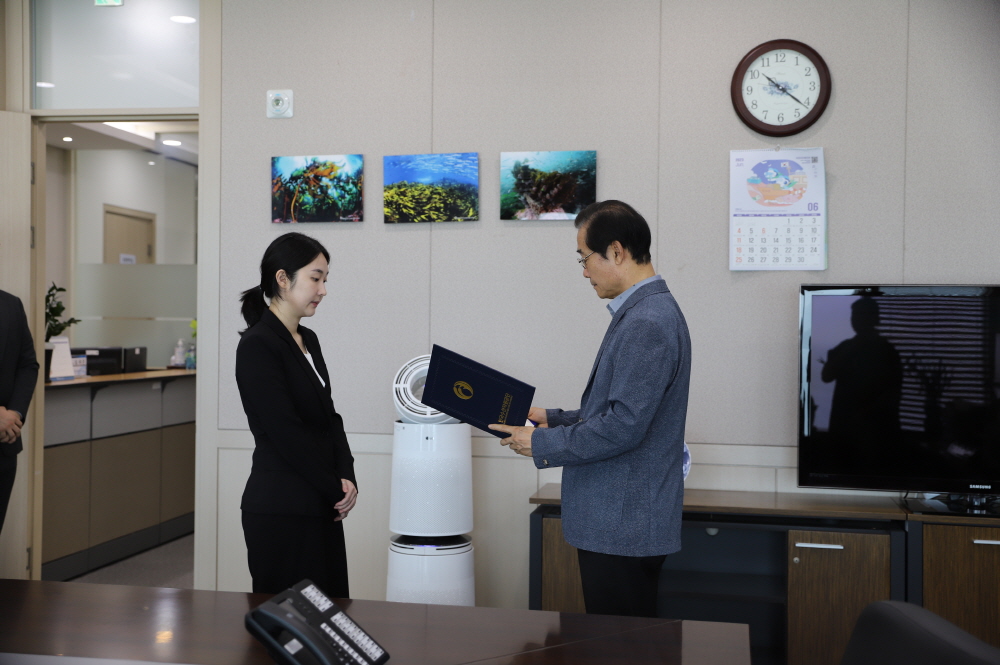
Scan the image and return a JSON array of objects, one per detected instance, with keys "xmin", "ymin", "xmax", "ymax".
[{"xmin": 334, "ymin": 479, "xmax": 357, "ymax": 521}]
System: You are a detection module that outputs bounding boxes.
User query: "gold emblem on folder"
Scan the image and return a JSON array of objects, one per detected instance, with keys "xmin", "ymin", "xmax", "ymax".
[{"xmin": 453, "ymin": 381, "xmax": 474, "ymax": 399}]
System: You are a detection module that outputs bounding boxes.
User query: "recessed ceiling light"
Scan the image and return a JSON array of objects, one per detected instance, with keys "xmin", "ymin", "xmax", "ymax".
[
  {"xmin": 36, "ymin": 82, "xmax": 55, "ymax": 88},
  {"xmin": 148, "ymin": 161, "xmax": 156, "ymax": 166},
  {"xmin": 170, "ymin": 16, "xmax": 196, "ymax": 23},
  {"xmin": 62, "ymin": 137, "xmax": 73, "ymax": 142},
  {"xmin": 162, "ymin": 139, "xmax": 182, "ymax": 146}
]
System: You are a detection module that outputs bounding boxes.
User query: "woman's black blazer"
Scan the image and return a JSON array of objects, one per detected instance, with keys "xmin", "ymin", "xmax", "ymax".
[{"xmin": 236, "ymin": 309, "xmax": 356, "ymax": 516}]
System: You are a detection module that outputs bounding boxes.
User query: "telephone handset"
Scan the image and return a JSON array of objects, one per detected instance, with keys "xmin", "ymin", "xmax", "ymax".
[{"xmin": 245, "ymin": 579, "xmax": 390, "ymax": 665}]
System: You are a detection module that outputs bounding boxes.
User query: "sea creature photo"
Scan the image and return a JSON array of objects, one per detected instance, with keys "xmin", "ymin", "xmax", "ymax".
[
  {"xmin": 500, "ymin": 151, "xmax": 596, "ymax": 220},
  {"xmin": 383, "ymin": 152, "xmax": 479, "ymax": 223},
  {"xmin": 272, "ymin": 155, "xmax": 364, "ymax": 223}
]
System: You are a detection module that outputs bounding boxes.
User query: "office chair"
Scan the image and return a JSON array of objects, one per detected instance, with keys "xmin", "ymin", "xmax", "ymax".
[{"xmin": 840, "ymin": 600, "xmax": 1000, "ymax": 665}]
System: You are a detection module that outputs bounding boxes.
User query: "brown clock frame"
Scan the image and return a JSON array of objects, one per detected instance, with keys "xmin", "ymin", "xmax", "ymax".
[{"xmin": 731, "ymin": 39, "xmax": 832, "ymax": 138}]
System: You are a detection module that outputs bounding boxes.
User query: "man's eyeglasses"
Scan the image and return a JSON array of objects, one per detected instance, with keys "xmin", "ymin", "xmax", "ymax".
[{"xmin": 577, "ymin": 250, "xmax": 596, "ymax": 268}]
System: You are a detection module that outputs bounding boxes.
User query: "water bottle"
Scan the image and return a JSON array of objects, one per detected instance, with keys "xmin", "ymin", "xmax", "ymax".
[{"xmin": 172, "ymin": 339, "xmax": 185, "ymax": 367}]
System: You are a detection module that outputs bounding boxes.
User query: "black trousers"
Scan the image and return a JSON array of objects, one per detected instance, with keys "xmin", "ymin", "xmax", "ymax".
[
  {"xmin": 0, "ymin": 454, "xmax": 16, "ymax": 537},
  {"xmin": 242, "ymin": 511, "xmax": 349, "ymax": 597},
  {"xmin": 577, "ymin": 547, "xmax": 667, "ymax": 618}
]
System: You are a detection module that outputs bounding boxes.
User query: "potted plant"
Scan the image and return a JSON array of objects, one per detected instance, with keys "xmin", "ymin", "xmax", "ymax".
[{"xmin": 44, "ymin": 283, "xmax": 81, "ymax": 382}]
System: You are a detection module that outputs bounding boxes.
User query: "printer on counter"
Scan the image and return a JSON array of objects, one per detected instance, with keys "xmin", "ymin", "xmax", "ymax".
[
  {"xmin": 70, "ymin": 347, "xmax": 147, "ymax": 375},
  {"xmin": 71, "ymin": 347, "xmax": 122, "ymax": 375}
]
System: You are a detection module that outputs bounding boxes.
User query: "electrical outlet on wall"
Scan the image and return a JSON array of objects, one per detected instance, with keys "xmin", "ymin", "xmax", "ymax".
[{"xmin": 266, "ymin": 90, "xmax": 293, "ymax": 118}]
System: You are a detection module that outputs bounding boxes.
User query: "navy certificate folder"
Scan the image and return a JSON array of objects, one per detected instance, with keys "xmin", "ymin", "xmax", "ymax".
[{"xmin": 421, "ymin": 344, "xmax": 535, "ymax": 437}]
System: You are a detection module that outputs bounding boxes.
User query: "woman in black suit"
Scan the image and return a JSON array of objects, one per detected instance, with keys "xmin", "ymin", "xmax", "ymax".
[{"xmin": 236, "ymin": 232, "xmax": 357, "ymax": 596}]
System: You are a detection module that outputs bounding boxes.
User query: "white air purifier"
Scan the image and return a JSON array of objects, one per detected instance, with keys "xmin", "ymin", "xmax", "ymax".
[{"xmin": 387, "ymin": 355, "xmax": 475, "ymax": 606}]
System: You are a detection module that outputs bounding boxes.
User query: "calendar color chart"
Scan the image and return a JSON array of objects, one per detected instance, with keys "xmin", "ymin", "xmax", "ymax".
[{"xmin": 729, "ymin": 147, "xmax": 827, "ymax": 271}]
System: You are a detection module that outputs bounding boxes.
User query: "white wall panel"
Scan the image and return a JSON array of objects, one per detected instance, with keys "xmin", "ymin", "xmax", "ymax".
[
  {"xmin": 217, "ymin": 1, "xmax": 435, "ymax": 432},
  {"xmin": 904, "ymin": 0, "xmax": 1000, "ymax": 283},
  {"xmin": 659, "ymin": 0, "xmax": 910, "ymax": 449},
  {"xmin": 469, "ymin": 456, "xmax": 539, "ymax": 609},
  {"xmin": 428, "ymin": 0, "xmax": 662, "ymax": 415},
  {"xmin": 216, "ymin": 447, "xmax": 252, "ymax": 592},
  {"xmin": 342, "ymin": 452, "xmax": 392, "ymax": 602}
]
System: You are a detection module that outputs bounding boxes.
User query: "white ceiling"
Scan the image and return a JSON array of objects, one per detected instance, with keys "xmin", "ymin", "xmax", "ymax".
[{"xmin": 45, "ymin": 121, "xmax": 199, "ymax": 165}]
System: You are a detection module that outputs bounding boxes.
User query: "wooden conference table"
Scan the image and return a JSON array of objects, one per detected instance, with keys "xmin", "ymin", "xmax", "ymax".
[{"xmin": 0, "ymin": 580, "xmax": 749, "ymax": 665}]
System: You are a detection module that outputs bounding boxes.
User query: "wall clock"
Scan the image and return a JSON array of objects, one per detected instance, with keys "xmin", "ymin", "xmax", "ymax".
[{"xmin": 731, "ymin": 39, "xmax": 831, "ymax": 137}]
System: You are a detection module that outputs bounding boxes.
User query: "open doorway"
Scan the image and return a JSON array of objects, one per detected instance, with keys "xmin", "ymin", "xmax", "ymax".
[{"xmin": 38, "ymin": 120, "xmax": 198, "ymax": 582}]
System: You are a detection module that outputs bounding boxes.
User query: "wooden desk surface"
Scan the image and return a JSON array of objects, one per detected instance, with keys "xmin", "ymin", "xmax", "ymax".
[
  {"xmin": 45, "ymin": 369, "xmax": 196, "ymax": 389},
  {"xmin": 0, "ymin": 580, "xmax": 749, "ymax": 665},
  {"xmin": 530, "ymin": 483, "xmax": 907, "ymax": 520}
]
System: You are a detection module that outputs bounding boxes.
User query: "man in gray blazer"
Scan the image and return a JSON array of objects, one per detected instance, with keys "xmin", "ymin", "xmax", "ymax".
[{"xmin": 491, "ymin": 200, "xmax": 691, "ymax": 618}]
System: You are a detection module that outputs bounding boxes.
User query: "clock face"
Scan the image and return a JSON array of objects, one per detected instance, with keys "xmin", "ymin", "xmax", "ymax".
[{"xmin": 731, "ymin": 40, "xmax": 831, "ymax": 137}]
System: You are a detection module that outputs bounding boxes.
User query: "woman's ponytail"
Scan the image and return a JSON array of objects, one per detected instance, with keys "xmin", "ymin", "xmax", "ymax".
[{"xmin": 239, "ymin": 285, "xmax": 267, "ymax": 334}]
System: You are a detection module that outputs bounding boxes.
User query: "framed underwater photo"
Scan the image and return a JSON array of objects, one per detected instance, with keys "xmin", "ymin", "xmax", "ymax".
[
  {"xmin": 383, "ymin": 152, "xmax": 479, "ymax": 223},
  {"xmin": 500, "ymin": 150, "xmax": 596, "ymax": 220},
  {"xmin": 272, "ymin": 155, "xmax": 364, "ymax": 223}
]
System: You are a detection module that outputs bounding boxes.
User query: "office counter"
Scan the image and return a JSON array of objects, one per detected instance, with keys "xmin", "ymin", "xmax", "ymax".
[
  {"xmin": 0, "ymin": 580, "xmax": 750, "ymax": 665},
  {"xmin": 42, "ymin": 371, "xmax": 196, "ymax": 581}
]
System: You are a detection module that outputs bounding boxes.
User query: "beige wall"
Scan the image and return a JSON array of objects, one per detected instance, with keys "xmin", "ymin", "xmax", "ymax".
[
  {"xmin": 0, "ymin": 109, "xmax": 33, "ymax": 578},
  {"xmin": 197, "ymin": 0, "xmax": 1000, "ymax": 605},
  {"xmin": 45, "ymin": 144, "xmax": 70, "ymax": 291}
]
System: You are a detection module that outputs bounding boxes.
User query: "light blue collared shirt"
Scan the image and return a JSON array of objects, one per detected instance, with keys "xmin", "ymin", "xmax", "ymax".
[{"xmin": 606, "ymin": 275, "xmax": 664, "ymax": 316}]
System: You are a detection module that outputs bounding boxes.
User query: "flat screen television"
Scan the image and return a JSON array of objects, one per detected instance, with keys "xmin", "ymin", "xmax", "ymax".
[{"xmin": 798, "ymin": 285, "xmax": 1000, "ymax": 513}]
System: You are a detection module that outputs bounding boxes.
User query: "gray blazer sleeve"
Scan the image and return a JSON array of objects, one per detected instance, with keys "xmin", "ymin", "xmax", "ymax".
[
  {"xmin": 545, "ymin": 408, "xmax": 580, "ymax": 427},
  {"xmin": 531, "ymin": 315, "xmax": 679, "ymax": 467}
]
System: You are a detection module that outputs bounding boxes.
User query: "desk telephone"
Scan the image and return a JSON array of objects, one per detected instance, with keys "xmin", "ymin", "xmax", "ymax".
[{"xmin": 245, "ymin": 579, "xmax": 390, "ymax": 665}]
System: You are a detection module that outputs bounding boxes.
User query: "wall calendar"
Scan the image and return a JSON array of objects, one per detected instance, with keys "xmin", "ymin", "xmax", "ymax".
[{"xmin": 729, "ymin": 147, "xmax": 826, "ymax": 271}]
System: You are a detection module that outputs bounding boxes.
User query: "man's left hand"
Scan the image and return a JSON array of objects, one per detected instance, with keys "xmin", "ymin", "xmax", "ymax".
[
  {"xmin": 0, "ymin": 407, "xmax": 22, "ymax": 444},
  {"xmin": 488, "ymin": 423, "xmax": 534, "ymax": 457}
]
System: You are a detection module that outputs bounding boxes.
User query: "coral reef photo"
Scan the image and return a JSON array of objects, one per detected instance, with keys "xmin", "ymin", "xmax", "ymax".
[
  {"xmin": 383, "ymin": 152, "xmax": 479, "ymax": 223},
  {"xmin": 500, "ymin": 150, "xmax": 596, "ymax": 220},
  {"xmin": 272, "ymin": 155, "xmax": 364, "ymax": 223}
]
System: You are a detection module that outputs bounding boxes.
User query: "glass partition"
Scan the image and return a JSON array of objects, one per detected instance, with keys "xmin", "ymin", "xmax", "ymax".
[
  {"xmin": 33, "ymin": 0, "xmax": 199, "ymax": 110},
  {"xmin": 73, "ymin": 264, "xmax": 196, "ymax": 368}
]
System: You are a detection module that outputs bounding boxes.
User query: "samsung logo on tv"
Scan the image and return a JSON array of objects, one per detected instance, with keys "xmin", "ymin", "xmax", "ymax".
[{"xmin": 970, "ymin": 484, "xmax": 992, "ymax": 489}]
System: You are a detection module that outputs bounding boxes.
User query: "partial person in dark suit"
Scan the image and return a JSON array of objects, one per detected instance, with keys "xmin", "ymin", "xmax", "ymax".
[
  {"xmin": 0, "ymin": 290, "xmax": 39, "ymax": 537},
  {"xmin": 491, "ymin": 200, "xmax": 692, "ymax": 618},
  {"xmin": 236, "ymin": 233, "xmax": 357, "ymax": 596}
]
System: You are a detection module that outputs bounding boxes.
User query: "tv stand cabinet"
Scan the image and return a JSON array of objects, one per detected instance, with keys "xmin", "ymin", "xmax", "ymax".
[
  {"xmin": 906, "ymin": 512, "xmax": 1000, "ymax": 648},
  {"xmin": 528, "ymin": 485, "xmax": 907, "ymax": 665}
]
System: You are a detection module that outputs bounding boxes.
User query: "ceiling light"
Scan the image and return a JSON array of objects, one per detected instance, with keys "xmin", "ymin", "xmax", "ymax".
[
  {"xmin": 170, "ymin": 16, "xmax": 196, "ymax": 23},
  {"xmin": 36, "ymin": 82, "xmax": 55, "ymax": 88},
  {"xmin": 62, "ymin": 137, "xmax": 73, "ymax": 142},
  {"xmin": 162, "ymin": 139, "xmax": 182, "ymax": 146},
  {"xmin": 103, "ymin": 122, "xmax": 156, "ymax": 140},
  {"xmin": 148, "ymin": 161, "xmax": 156, "ymax": 166}
]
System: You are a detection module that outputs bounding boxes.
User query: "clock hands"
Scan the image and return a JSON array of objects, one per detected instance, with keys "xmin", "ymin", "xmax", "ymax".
[{"xmin": 761, "ymin": 73, "xmax": 809, "ymax": 109}]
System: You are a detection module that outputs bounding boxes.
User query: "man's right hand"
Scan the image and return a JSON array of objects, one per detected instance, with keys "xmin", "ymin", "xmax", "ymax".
[{"xmin": 528, "ymin": 407, "xmax": 549, "ymax": 428}]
